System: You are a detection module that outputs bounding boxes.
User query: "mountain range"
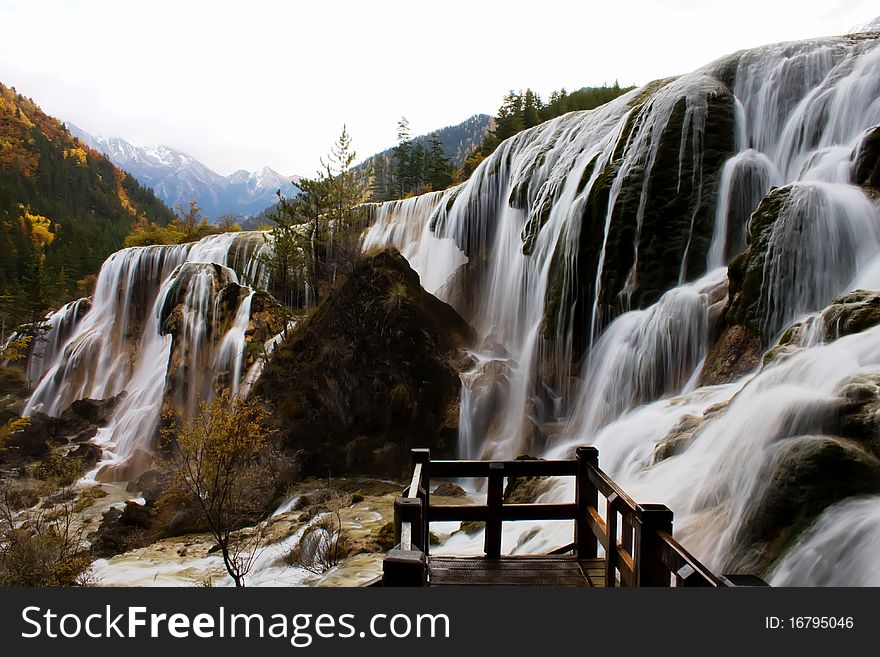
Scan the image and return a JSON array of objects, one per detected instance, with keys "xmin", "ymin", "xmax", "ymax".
[{"xmin": 66, "ymin": 123, "xmax": 300, "ymax": 221}]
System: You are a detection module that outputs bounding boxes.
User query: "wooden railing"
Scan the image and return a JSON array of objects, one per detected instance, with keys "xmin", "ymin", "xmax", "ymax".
[
  {"xmin": 576, "ymin": 446, "xmax": 722, "ymax": 587},
  {"xmin": 382, "ymin": 446, "xmax": 750, "ymax": 587}
]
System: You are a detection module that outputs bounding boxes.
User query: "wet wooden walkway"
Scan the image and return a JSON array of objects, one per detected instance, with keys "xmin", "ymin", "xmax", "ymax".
[
  {"xmin": 428, "ymin": 555, "xmax": 605, "ymax": 587},
  {"xmin": 378, "ymin": 447, "xmax": 761, "ymax": 588}
]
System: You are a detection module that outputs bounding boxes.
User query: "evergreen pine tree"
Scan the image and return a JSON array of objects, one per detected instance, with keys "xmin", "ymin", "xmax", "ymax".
[
  {"xmin": 394, "ymin": 117, "xmax": 413, "ymax": 197},
  {"xmin": 427, "ymin": 133, "xmax": 452, "ymax": 191}
]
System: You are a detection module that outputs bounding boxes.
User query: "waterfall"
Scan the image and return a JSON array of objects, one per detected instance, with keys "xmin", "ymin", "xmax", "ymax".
[
  {"xmin": 364, "ymin": 30, "xmax": 880, "ymax": 582},
  {"xmin": 24, "ymin": 231, "xmax": 272, "ymax": 480},
  {"xmin": 25, "ymin": 243, "xmax": 192, "ymax": 417},
  {"xmin": 708, "ymin": 149, "xmax": 781, "ymax": 268},
  {"xmin": 24, "ymin": 298, "xmax": 90, "ymax": 388},
  {"xmin": 759, "ymin": 182, "xmax": 880, "ymax": 338},
  {"xmin": 362, "ymin": 192, "xmax": 467, "ymax": 295}
]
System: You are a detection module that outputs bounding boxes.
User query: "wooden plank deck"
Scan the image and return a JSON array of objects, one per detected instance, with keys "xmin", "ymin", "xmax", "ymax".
[{"xmin": 428, "ymin": 556, "xmax": 606, "ymax": 587}]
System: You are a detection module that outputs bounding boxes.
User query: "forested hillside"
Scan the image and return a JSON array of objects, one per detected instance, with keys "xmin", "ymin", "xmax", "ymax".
[
  {"xmin": 0, "ymin": 83, "xmax": 173, "ymax": 334},
  {"xmin": 463, "ymin": 84, "xmax": 635, "ymax": 174}
]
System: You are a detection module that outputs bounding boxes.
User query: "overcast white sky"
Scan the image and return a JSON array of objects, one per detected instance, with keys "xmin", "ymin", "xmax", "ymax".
[{"xmin": 0, "ymin": 0, "xmax": 876, "ymax": 176}]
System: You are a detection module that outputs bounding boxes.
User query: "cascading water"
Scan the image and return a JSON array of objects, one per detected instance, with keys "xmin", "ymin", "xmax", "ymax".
[
  {"xmin": 24, "ymin": 231, "xmax": 274, "ymax": 480},
  {"xmin": 362, "ymin": 193, "xmax": 467, "ymax": 295},
  {"xmin": 24, "ymin": 298, "xmax": 90, "ymax": 388},
  {"xmin": 364, "ymin": 28, "xmax": 880, "ymax": 583}
]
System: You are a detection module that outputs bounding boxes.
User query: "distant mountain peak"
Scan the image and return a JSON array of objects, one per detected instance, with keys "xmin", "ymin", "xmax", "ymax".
[
  {"xmin": 851, "ymin": 15, "xmax": 880, "ymax": 33},
  {"xmin": 66, "ymin": 123, "xmax": 300, "ymax": 220}
]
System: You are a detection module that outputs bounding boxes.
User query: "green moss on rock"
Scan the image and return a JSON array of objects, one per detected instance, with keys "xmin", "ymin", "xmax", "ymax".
[
  {"xmin": 541, "ymin": 76, "xmax": 736, "ymax": 360},
  {"xmin": 722, "ymin": 185, "xmax": 793, "ymax": 338},
  {"xmin": 726, "ymin": 436, "xmax": 880, "ymax": 575}
]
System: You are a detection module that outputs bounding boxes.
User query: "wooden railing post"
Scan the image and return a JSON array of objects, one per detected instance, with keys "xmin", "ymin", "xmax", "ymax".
[
  {"xmin": 604, "ymin": 492, "xmax": 619, "ymax": 587},
  {"xmin": 635, "ymin": 503, "xmax": 674, "ymax": 587},
  {"xmin": 485, "ymin": 462, "xmax": 504, "ymax": 558},
  {"xmin": 394, "ymin": 496, "xmax": 424, "ymax": 551},
  {"xmin": 576, "ymin": 446, "xmax": 599, "ymax": 558},
  {"xmin": 383, "ymin": 549, "xmax": 427, "ymax": 586},
  {"xmin": 412, "ymin": 448, "xmax": 431, "ymax": 554}
]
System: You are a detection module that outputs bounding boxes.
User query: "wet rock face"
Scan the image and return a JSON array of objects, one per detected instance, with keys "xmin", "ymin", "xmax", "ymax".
[
  {"xmin": 722, "ymin": 186, "xmax": 792, "ymax": 340},
  {"xmin": 700, "ymin": 186, "xmax": 794, "ymax": 384},
  {"xmin": 256, "ymin": 248, "xmax": 474, "ymax": 479},
  {"xmin": 246, "ymin": 291, "xmax": 285, "ymax": 346},
  {"xmin": 699, "ymin": 325, "xmax": 763, "ymax": 386},
  {"xmin": 727, "ymin": 436, "xmax": 880, "ymax": 575},
  {"xmin": 0, "ymin": 394, "xmax": 124, "ymax": 468},
  {"xmin": 819, "ymin": 290, "xmax": 880, "ymax": 342},
  {"xmin": 852, "ymin": 125, "xmax": 880, "ymax": 191},
  {"xmin": 543, "ymin": 77, "xmax": 737, "ymax": 360}
]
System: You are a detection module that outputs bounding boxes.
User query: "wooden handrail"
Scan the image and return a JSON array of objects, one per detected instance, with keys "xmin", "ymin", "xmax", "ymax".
[
  {"xmin": 428, "ymin": 459, "xmax": 579, "ymax": 478},
  {"xmin": 386, "ymin": 445, "xmax": 731, "ymax": 587},
  {"xmin": 655, "ymin": 530, "xmax": 722, "ymax": 587}
]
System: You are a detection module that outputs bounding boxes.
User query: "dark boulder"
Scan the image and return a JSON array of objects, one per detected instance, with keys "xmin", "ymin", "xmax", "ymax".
[
  {"xmin": 256, "ymin": 248, "xmax": 474, "ymax": 479},
  {"xmin": 126, "ymin": 469, "xmax": 173, "ymax": 505},
  {"xmin": 852, "ymin": 125, "xmax": 880, "ymax": 191},
  {"xmin": 88, "ymin": 501, "xmax": 156, "ymax": 559}
]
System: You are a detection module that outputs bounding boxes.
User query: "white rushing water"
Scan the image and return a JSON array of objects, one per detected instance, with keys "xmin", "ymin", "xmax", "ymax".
[
  {"xmin": 25, "ymin": 231, "xmax": 272, "ymax": 479},
  {"xmin": 365, "ymin": 31, "xmax": 880, "ymax": 583}
]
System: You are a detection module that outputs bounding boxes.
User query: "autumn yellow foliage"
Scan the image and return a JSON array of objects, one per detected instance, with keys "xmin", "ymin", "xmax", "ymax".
[
  {"xmin": 0, "ymin": 335, "xmax": 31, "ymax": 361},
  {"xmin": 63, "ymin": 146, "xmax": 88, "ymax": 165},
  {"xmin": 18, "ymin": 205, "xmax": 54, "ymax": 247},
  {"xmin": 162, "ymin": 391, "xmax": 277, "ymax": 587}
]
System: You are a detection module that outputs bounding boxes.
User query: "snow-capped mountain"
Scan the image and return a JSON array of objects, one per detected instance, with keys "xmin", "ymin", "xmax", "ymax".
[
  {"xmin": 67, "ymin": 123, "xmax": 300, "ymax": 220},
  {"xmin": 852, "ymin": 15, "xmax": 880, "ymax": 33}
]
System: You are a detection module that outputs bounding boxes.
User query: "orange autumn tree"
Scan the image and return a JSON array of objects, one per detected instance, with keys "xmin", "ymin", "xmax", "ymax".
[{"xmin": 162, "ymin": 391, "xmax": 277, "ymax": 587}]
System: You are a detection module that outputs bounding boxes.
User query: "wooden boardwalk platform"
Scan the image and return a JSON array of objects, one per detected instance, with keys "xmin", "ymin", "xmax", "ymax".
[
  {"xmin": 428, "ymin": 556, "xmax": 605, "ymax": 587},
  {"xmin": 378, "ymin": 446, "xmax": 765, "ymax": 588}
]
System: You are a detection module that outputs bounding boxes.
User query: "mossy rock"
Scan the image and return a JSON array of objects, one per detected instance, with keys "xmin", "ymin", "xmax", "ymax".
[
  {"xmin": 457, "ymin": 521, "xmax": 485, "ymax": 536},
  {"xmin": 432, "ymin": 482, "xmax": 467, "ymax": 497},
  {"xmin": 255, "ymin": 248, "xmax": 474, "ymax": 479},
  {"xmin": 541, "ymin": 75, "xmax": 736, "ymax": 360},
  {"xmin": 502, "ymin": 454, "xmax": 548, "ymax": 504},
  {"xmin": 726, "ymin": 436, "xmax": 880, "ymax": 575},
  {"xmin": 652, "ymin": 414, "xmax": 703, "ymax": 464},
  {"xmin": 376, "ymin": 522, "xmax": 396, "ymax": 551},
  {"xmin": 652, "ymin": 402, "xmax": 730, "ymax": 464},
  {"xmin": 835, "ymin": 374, "xmax": 880, "ymax": 457},
  {"xmin": 819, "ymin": 290, "xmax": 880, "ymax": 342},
  {"xmin": 721, "ymin": 185, "xmax": 793, "ymax": 341}
]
